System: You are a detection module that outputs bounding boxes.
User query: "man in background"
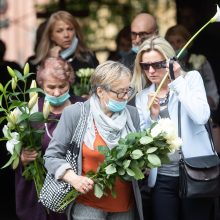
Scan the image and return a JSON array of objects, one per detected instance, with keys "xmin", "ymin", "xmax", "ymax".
[{"xmin": 121, "ymin": 13, "xmax": 158, "ymax": 72}]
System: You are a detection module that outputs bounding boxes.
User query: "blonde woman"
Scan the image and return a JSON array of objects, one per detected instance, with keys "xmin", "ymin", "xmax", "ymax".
[
  {"xmin": 34, "ymin": 11, "xmax": 98, "ymax": 82},
  {"xmin": 132, "ymin": 36, "xmax": 215, "ymax": 220}
]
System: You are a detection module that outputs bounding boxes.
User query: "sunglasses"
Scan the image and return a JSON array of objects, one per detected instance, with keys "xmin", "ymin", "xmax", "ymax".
[
  {"xmin": 131, "ymin": 31, "xmax": 153, "ymax": 40},
  {"xmin": 140, "ymin": 60, "xmax": 167, "ymax": 71}
]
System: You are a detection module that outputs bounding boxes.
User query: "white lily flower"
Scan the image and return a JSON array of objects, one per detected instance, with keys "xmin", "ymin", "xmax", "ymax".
[
  {"xmin": 29, "ymin": 80, "xmax": 37, "ymax": 99},
  {"xmin": 168, "ymin": 137, "xmax": 182, "ymax": 152},
  {"xmin": 2, "ymin": 125, "xmax": 11, "ymax": 139},
  {"xmin": 28, "ymin": 93, "xmax": 38, "ymax": 110},
  {"xmin": 210, "ymin": 5, "xmax": 220, "ymax": 22},
  {"xmin": 6, "ymin": 132, "xmax": 20, "ymax": 155},
  {"xmin": 150, "ymin": 124, "xmax": 162, "ymax": 138},
  {"xmin": 10, "ymin": 132, "xmax": 20, "ymax": 141},
  {"xmin": 7, "ymin": 108, "xmax": 22, "ymax": 125},
  {"xmin": 43, "ymin": 101, "xmax": 51, "ymax": 119}
]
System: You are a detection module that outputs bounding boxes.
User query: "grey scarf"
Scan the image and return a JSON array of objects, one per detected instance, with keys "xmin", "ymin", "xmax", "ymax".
[{"xmin": 83, "ymin": 95, "xmax": 136, "ymax": 150}]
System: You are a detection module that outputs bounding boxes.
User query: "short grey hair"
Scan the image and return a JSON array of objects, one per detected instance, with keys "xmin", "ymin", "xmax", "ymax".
[{"xmin": 90, "ymin": 60, "xmax": 132, "ymax": 94}]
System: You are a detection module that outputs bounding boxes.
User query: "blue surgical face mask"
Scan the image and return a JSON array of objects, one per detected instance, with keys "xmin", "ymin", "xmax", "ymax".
[
  {"xmin": 131, "ymin": 45, "xmax": 140, "ymax": 54},
  {"xmin": 106, "ymin": 98, "xmax": 127, "ymax": 112},
  {"xmin": 60, "ymin": 37, "xmax": 79, "ymax": 60},
  {"xmin": 45, "ymin": 91, "xmax": 70, "ymax": 106}
]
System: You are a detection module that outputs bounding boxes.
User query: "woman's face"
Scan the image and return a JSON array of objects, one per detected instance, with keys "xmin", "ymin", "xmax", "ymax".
[
  {"xmin": 97, "ymin": 75, "xmax": 131, "ymax": 114},
  {"xmin": 166, "ymin": 34, "xmax": 186, "ymax": 51},
  {"xmin": 51, "ymin": 20, "xmax": 75, "ymax": 49},
  {"xmin": 43, "ymin": 73, "xmax": 70, "ymax": 97},
  {"xmin": 141, "ymin": 50, "xmax": 167, "ymax": 86}
]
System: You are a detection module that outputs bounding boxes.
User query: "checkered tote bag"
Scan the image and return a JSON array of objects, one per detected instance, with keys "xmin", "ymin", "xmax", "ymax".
[{"xmin": 39, "ymin": 102, "xmax": 86, "ymax": 212}]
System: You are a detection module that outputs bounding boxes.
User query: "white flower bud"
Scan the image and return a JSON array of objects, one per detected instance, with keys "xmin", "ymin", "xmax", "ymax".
[
  {"xmin": 28, "ymin": 93, "xmax": 38, "ymax": 110},
  {"xmin": 43, "ymin": 101, "xmax": 51, "ymax": 119}
]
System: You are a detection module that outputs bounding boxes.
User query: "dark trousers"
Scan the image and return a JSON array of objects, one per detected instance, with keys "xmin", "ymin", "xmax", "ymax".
[{"xmin": 151, "ymin": 174, "xmax": 214, "ymax": 220}]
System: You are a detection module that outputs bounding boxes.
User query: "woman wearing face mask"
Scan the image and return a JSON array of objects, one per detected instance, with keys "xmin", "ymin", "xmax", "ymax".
[
  {"xmin": 132, "ymin": 36, "xmax": 215, "ymax": 220},
  {"xmin": 33, "ymin": 11, "xmax": 99, "ymax": 83},
  {"xmin": 15, "ymin": 58, "xmax": 85, "ymax": 220},
  {"xmin": 44, "ymin": 61, "xmax": 144, "ymax": 220}
]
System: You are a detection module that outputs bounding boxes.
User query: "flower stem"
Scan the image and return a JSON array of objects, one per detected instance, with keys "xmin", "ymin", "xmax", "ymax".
[{"xmin": 177, "ymin": 20, "xmax": 211, "ymax": 59}]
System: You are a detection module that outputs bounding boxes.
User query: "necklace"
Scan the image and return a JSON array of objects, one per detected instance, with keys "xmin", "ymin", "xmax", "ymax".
[{"xmin": 159, "ymin": 91, "xmax": 170, "ymax": 106}]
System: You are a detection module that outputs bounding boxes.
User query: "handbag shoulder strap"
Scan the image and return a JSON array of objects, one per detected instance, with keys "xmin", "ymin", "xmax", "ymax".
[
  {"xmin": 205, "ymin": 118, "xmax": 216, "ymax": 153},
  {"xmin": 178, "ymin": 102, "xmax": 184, "ymax": 159},
  {"xmin": 178, "ymin": 102, "xmax": 217, "ymax": 157}
]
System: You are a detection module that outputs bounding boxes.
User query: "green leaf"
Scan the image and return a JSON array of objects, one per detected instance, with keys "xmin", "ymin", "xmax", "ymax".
[
  {"xmin": 140, "ymin": 136, "xmax": 153, "ymax": 145},
  {"xmin": 29, "ymin": 112, "xmax": 44, "ymax": 122},
  {"xmin": 147, "ymin": 154, "xmax": 161, "ymax": 166},
  {"xmin": 14, "ymin": 69, "xmax": 24, "ymax": 81},
  {"xmin": 105, "ymin": 164, "xmax": 117, "ymax": 175},
  {"xmin": 12, "ymin": 157, "xmax": 20, "ymax": 169},
  {"xmin": 130, "ymin": 149, "xmax": 143, "ymax": 159},
  {"xmin": 130, "ymin": 162, "xmax": 144, "ymax": 180},
  {"xmin": 126, "ymin": 168, "xmax": 135, "ymax": 177},
  {"xmin": 94, "ymin": 183, "xmax": 104, "ymax": 198},
  {"xmin": 1, "ymin": 154, "xmax": 16, "ymax": 169},
  {"xmin": 146, "ymin": 147, "xmax": 158, "ymax": 154},
  {"xmin": 123, "ymin": 159, "xmax": 131, "ymax": 169},
  {"xmin": 96, "ymin": 145, "xmax": 110, "ymax": 156},
  {"xmin": 17, "ymin": 113, "xmax": 29, "ymax": 124},
  {"xmin": 116, "ymin": 144, "xmax": 128, "ymax": 159},
  {"xmin": 118, "ymin": 167, "xmax": 125, "ymax": 175},
  {"xmin": 111, "ymin": 189, "xmax": 117, "ymax": 198},
  {"xmin": 25, "ymin": 88, "xmax": 45, "ymax": 94}
]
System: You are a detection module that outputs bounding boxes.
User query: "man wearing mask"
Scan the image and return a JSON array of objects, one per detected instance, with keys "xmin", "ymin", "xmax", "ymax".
[{"xmin": 120, "ymin": 13, "xmax": 158, "ymax": 73}]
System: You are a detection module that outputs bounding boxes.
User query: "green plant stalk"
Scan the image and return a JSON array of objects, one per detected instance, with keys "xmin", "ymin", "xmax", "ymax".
[{"xmin": 176, "ymin": 20, "xmax": 211, "ymax": 59}]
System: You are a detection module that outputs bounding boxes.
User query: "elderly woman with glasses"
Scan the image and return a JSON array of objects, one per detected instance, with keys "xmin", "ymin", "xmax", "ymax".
[
  {"xmin": 44, "ymin": 61, "xmax": 144, "ymax": 220},
  {"xmin": 131, "ymin": 36, "xmax": 215, "ymax": 220}
]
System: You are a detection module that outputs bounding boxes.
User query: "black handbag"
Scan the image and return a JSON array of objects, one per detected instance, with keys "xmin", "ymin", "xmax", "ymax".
[{"xmin": 178, "ymin": 102, "xmax": 220, "ymax": 198}]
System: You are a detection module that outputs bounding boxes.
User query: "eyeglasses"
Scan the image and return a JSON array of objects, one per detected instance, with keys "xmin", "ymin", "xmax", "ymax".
[
  {"xmin": 131, "ymin": 31, "xmax": 153, "ymax": 40},
  {"xmin": 140, "ymin": 60, "xmax": 167, "ymax": 71},
  {"xmin": 109, "ymin": 87, "xmax": 135, "ymax": 99}
]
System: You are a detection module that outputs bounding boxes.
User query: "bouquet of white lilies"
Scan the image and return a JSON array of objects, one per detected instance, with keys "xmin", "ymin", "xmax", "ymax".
[{"xmin": 0, "ymin": 64, "xmax": 50, "ymax": 196}]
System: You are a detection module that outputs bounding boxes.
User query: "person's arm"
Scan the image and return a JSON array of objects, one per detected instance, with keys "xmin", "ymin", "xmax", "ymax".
[{"xmin": 169, "ymin": 70, "xmax": 210, "ymax": 124}]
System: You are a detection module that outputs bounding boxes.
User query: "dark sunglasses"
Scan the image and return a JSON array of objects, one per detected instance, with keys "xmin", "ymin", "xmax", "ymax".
[{"xmin": 140, "ymin": 60, "xmax": 167, "ymax": 71}]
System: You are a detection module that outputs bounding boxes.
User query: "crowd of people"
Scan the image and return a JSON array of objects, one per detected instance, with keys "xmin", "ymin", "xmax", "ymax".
[{"xmin": 0, "ymin": 6, "xmax": 220, "ymax": 220}]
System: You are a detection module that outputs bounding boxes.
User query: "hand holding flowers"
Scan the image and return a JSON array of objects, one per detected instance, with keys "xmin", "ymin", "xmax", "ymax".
[{"xmin": 57, "ymin": 118, "xmax": 182, "ymax": 212}]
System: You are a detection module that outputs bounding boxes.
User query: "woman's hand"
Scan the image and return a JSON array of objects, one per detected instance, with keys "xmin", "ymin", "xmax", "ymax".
[
  {"xmin": 49, "ymin": 46, "xmax": 62, "ymax": 58},
  {"xmin": 63, "ymin": 169, "xmax": 94, "ymax": 194},
  {"xmin": 148, "ymin": 92, "xmax": 160, "ymax": 120},
  {"xmin": 21, "ymin": 149, "xmax": 38, "ymax": 166}
]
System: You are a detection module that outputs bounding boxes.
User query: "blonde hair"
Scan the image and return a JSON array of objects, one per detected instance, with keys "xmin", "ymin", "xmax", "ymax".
[
  {"xmin": 90, "ymin": 61, "xmax": 131, "ymax": 94},
  {"xmin": 34, "ymin": 11, "xmax": 90, "ymax": 64},
  {"xmin": 36, "ymin": 57, "xmax": 74, "ymax": 87},
  {"xmin": 131, "ymin": 36, "xmax": 175, "ymax": 93}
]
